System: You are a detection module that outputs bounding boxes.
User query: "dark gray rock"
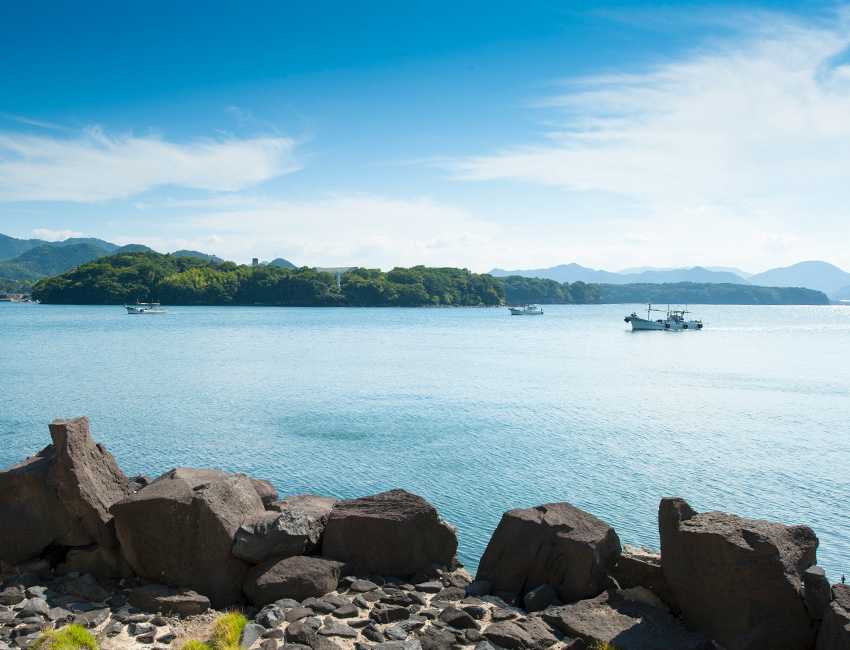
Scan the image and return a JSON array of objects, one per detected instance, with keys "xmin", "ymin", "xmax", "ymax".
[
  {"xmin": 416, "ymin": 582, "xmax": 443, "ymax": 594},
  {"xmin": 438, "ymin": 606, "xmax": 478, "ymax": 630},
  {"xmin": 287, "ymin": 607, "xmax": 315, "ymax": 623},
  {"xmin": 243, "ymin": 556, "xmax": 344, "ymax": 606},
  {"xmin": 542, "ymin": 589, "xmax": 711, "ymax": 650},
  {"xmin": 363, "ymin": 624, "xmax": 386, "ymax": 643},
  {"xmin": 435, "ymin": 588, "xmax": 465, "ymax": 602},
  {"xmin": 333, "ymin": 604, "xmax": 359, "ymax": 618},
  {"xmin": 322, "ymin": 595, "xmax": 351, "ymax": 608},
  {"xmin": 234, "ymin": 509, "xmax": 328, "ymax": 564},
  {"xmin": 128, "ymin": 583, "xmax": 211, "ymax": 616},
  {"xmin": 318, "ymin": 622, "xmax": 359, "ymax": 639},
  {"xmin": 817, "ymin": 583, "xmax": 850, "ymax": 650},
  {"xmin": 275, "ymin": 597, "xmax": 302, "ymax": 609},
  {"xmin": 0, "ymin": 587, "xmax": 25, "ymax": 606},
  {"xmin": 482, "ymin": 621, "xmax": 548, "ymax": 650},
  {"xmin": 415, "ymin": 628, "xmax": 456, "ymax": 650},
  {"xmin": 304, "ymin": 598, "xmax": 338, "ymax": 615},
  {"xmin": 370, "ymin": 605, "xmax": 411, "ymax": 625},
  {"xmin": 804, "ymin": 566, "xmax": 831, "ymax": 620},
  {"xmin": 461, "ymin": 605, "xmax": 486, "ymax": 621},
  {"xmin": 260, "ymin": 640, "xmax": 278, "ymax": 650},
  {"xmin": 659, "ymin": 497, "xmax": 818, "ymax": 650},
  {"xmin": 256, "ymin": 604, "xmax": 285, "ymax": 628},
  {"xmin": 80, "ymin": 615, "xmax": 107, "ymax": 632},
  {"xmin": 61, "ymin": 573, "xmax": 110, "ymax": 602},
  {"xmin": 350, "ymin": 580, "xmax": 380, "ymax": 593},
  {"xmin": 476, "ymin": 503, "xmax": 620, "ymax": 605},
  {"xmin": 613, "ymin": 545, "xmax": 676, "ymax": 611},
  {"xmin": 523, "ymin": 584, "xmax": 557, "ymax": 613},
  {"xmin": 16, "ymin": 598, "xmax": 49, "ymax": 617},
  {"xmin": 385, "ymin": 619, "xmax": 426, "ymax": 641},
  {"xmin": 111, "ymin": 467, "xmax": 266, "ymax": 608},
  {"xmin": 322, "ymin": 489, "xmax": 458, "ymax": 576},
  {"xmin": 240, "ymin": 623, "xmax": 266, "ymax": 648},
  {"xmin": 129, "ymin": 622, "xmax": 157, "ymax": 637},
  {"xmin": 158, "ymin": 629, "xmax": 176, "ymax": 644},
  {"xmin": 284, "ymin": 620, "xmax": 344, "ymax": 650}
]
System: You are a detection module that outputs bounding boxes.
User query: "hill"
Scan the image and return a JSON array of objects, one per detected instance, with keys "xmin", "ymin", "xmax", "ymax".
[
  {"xmin": 0, "ymin": 233, "xmax": 118, "ymax": 259},
  {"xmin": 497, "ymin": 276, "xmax": 828, "ymax": 305},
  {"xmin": 264, "ymin": 258, "xmax": 296, "ymax": 269},
  {"xmin": 0, "ymin": 243, "xmax": 112, "ymax": 281},
  {"xmin": 748, "ymin": 261, "xmax": 850, "ymax": 296},
  {"xmin": 32, "ymin": 251, "xmax": 505, "ymax": 307},
  {"xmin": 171, "ymin": 250, "xmax": 224, "ymax": 262},
  {"xmin": 490, "ymin": 263, "xmax": 749, "ymax": 285}
]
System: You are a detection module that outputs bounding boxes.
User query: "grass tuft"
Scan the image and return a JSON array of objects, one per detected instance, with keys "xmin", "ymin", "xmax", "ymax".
[
  {"xmin": 30, "ymin": 624, "xmax": 99, "ymax": 650},
  {"xmin": 180, "ymin": 640, "xmax": 213, "ymax": 650},
  {"xmin": 211, "ymin": 611, "xmax": 248, "ymax": 650},
  {"xmin": 589, "ymin": 642, "xmax": 621, "ymax": 650}
]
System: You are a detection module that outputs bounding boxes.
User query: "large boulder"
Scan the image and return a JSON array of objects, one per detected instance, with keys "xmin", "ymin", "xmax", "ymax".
[
  {"xmin": 55, "ymin": 544, "xmax": 134, "ymax": 580},
  {"xmin": 110, "ymin": 467, "xmax": 266, "ymax": 608},
  {"xmin": 243, "ymin": 555, "xmax": 345, "ymax": 606},
  {"xmin": 0, "ymin": 417, "xmax": 131, "ymax": 564},
  {"xmin": 47, "ymin": 417, "xmax": 133, "ymax": 547},
  {"xmin": 659, "ymin": 497, "xmax": 818, "ymax": 650},
  {"xmin": 475, "ymin": 503, "xmax": 620, "ymax": 605},
  {"xmin": 0, "ymin": 447, "xmax": 90, "ymax": 564},
  {"xmin": 128, "ymin": 584, "xmax": 211, "ymax": 616},
  {"xmin": 321, "ymin": 489, "xmax": 457, "ymax": 576},
  {"xmin": 817, "ymin": 584, "xmax": 850, "ymax": 650},
  {"xmin": 541, "ymin": 589, "xmax": 711, "ymax": 650},
  {"xmin": 233, "ymin": 494, "xmax": 338, "ymax": 563}
]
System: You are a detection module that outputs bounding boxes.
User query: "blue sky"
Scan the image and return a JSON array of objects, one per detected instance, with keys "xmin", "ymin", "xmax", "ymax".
[{"xmin": 2, "ymin": 1, "xmax": 850, "ymax": 272}]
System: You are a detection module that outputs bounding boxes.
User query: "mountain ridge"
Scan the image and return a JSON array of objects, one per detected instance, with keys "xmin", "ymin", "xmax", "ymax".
[{"xmin": 489, "ymin": 261, "xmax": 850, "ymax": 298}]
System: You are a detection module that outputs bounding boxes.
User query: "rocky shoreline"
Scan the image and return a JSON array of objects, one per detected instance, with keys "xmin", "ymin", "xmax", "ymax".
[{"xmin": 1, "ymin": 418, "xmax": 848, "ymax": 650}]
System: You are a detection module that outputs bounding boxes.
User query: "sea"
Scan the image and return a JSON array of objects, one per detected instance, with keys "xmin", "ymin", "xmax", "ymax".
[{"xmin": 1, "ymin": 302, "xmax": 849, "ymax": 580}]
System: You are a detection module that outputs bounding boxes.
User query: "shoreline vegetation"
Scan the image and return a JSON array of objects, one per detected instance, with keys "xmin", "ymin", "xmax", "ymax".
[{"xmin": 30, "ymin": 251, "xmax": 829, "ymax": 306}]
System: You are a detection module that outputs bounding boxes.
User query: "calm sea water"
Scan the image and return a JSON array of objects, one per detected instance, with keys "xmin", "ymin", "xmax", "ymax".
[{"xmin": 2, "ymin": 302, "xmax": 849, "ymax": 580}]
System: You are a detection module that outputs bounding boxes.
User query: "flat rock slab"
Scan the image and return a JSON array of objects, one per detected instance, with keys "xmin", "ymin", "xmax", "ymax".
[
  {"xmin": 128, "ymin": 584, "xmax": 211, "ymax": 616},
  {"xmin": 817, "ymin": 584, "xmax": 850, "ymax": 650},
  {"xmin": 542, "ymin": 589, "xmax": 711, "ymax": 650},
  {"xmin": 322, "ymin": 489, "xmax": 457, "ymax": 576},
  {"xmin": 243, "ymin": 556, "xmax": 345, "ymax": 606},
  {"xmin": 476, "ymin": 502, "xmax": 620, "ymax": 605},
  {"xmin": 659, "ymin": 497, "xmax": 818, "ymax": 650}
]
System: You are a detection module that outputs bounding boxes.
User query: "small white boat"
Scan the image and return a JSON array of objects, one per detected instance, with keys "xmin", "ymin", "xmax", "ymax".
[
  {"xmin": 625, "ymin": 304, "xmax": 703, "ymax": 330},
  {"xmin": 125, "ymin": 302, "xmax": 167, "ymax": 314},
  {"xmin": 509, "ymin": 304, "xmax": 544, "ymax": 315}
]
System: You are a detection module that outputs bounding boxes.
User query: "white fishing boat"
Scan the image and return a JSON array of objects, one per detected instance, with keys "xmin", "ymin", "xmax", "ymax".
[
  {"xmin": 624, "ymin": 304, "xmax": 703, "ymax": 330},
  {"xmin": 509, "ymin": 304, "xmax": 544, "ymax": 315},
  {"xmin": 124, "ymin": 302, "xmax": 167, "ymax": 314}
]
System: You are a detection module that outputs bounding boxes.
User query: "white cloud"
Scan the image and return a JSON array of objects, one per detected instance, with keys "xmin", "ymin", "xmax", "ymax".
[
  {"xmin": 125, "ymin": 193, "xmax": 505, "ymax": 269},
  {"xmin": 30, "ymin": 228, "xmax": 85, "ymax": 241},
  {"xmin": 445, "ymin": 12, "xmax": 850, "ymax": 271},
  {"xmin": 0, "ymin": 126, "xmax": 300, "ymax": 202}
]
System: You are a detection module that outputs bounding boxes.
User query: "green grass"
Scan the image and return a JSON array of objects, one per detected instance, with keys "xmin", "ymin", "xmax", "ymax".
[
  {"xmin": 180, "ymin": 611, "xmax": 248, "ymax": 650},
  {"xmin": 589, "ymin": 642, "xmax": 621, "ymax": 650},
  {"xmin": 30, "ymin": 624, "xmax": 99, "ymax": 650}
]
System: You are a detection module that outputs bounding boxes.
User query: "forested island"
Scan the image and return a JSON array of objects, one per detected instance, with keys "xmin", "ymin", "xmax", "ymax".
[
  {"xmin": 497, "ymin": 275, "xmax": 829, "ymax": 305},
  {"xmin": 32, "ymin": 251, "xmax": 506, "ymax": 306},
  {"xmin": 30, "ymin": 251, "xmax": 830, "ymax": 306}
]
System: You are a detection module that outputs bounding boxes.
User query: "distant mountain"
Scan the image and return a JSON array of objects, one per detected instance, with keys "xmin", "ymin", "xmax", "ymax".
[
  {"xmin": 114, "ymin": 244, "xmax": 153, "ymax": 254},
  {"xmin": 704, "ymin": 266, "xmax": 753, "ymax": 279},
  {"xmin": 264, "ymin": 258, "xmax": 296, "ymax": 269},
  {"xmin": 0, "ymin": 233, "xmax": 118, "ymax": 259},
  {"xmin": 0, "ymin": 243, "xmax": 112, "ymax": 281},
  {"xmin": 489, "ymin": 263, "xmax": 749, "ymax": 286},
  {"xmin": 172, "ymin": 249, "xmax": 224, "ymax": 262},
  {"xmin": 831, "ymin": 285, "xmax": 850, "ymax": 301},
  {"xmin": 748, "ymin": 261, "xmax": 850, "ymax": 297}
]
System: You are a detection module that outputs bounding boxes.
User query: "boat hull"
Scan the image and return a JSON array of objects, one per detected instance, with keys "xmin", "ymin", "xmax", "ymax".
[
  {"xmin": 510, "ymin": 308, "xmax": 543, "ymax": 315},
  {"xmin": 625, "ymin": 316, "xmax": 702, "ymax": 330}
]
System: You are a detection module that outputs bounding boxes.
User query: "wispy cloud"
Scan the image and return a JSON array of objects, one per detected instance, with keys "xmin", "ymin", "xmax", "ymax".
[
  {"xmin": 0, "ymin": 126, "xmax": 300, "ymax": 202},
  {"xmin": 124, "ymin": 192, "xmax": 504, "ymax": 269},
  {"xmin": 30, "ymin": 228, "xmax": 85, "ymax": 241},
  {"xmin": 445, "ymin": 11, "xmax": 850, "ymax": 268}
]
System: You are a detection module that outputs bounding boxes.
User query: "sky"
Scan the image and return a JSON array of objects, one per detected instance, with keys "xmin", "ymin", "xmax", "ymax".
[{"xmin": 2, "ymin": 0, "xmax": 850, "ymax": 273}]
